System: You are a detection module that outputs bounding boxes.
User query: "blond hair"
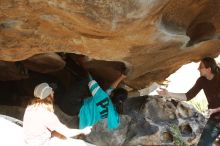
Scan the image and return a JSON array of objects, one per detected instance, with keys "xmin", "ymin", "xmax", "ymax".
[{"xmin": 28, "ymin": 95, "xmax": 54, "ymax": 112}]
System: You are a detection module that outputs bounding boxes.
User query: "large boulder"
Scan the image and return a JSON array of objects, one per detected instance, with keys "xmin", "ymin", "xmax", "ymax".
[
  {"xmin": 0, "ymin": 96, "xmax": 207, "ymax": 145},
  {"xmin": 1, "ymin": 0, "xmax": 220, "ymax": 89}
]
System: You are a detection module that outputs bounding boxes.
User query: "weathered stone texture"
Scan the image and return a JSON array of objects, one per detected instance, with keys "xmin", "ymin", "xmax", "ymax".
[{"xmin": 1, "ymin": 0, "xmax": 220, "ymax": 89}]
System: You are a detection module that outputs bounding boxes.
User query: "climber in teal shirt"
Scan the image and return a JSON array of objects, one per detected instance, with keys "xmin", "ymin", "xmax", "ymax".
[{"xmin": 79, "ymin": 73, "xmax": 127, "ymax": 130}]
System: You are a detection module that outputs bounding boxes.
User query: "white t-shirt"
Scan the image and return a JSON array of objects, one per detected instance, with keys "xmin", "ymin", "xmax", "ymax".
[{"xmin": 23, "ymin": 105, "xmax": 80, "ymax": 146}]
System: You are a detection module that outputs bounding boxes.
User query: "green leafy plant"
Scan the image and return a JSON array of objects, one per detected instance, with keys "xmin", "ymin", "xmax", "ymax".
[
  {"xmin": 169, "ymin": 124, "xmax": 188, "ymax": 146},
  {"xmin": 187, "ymin": 95, "xmax": 208, "ymax": 115}
]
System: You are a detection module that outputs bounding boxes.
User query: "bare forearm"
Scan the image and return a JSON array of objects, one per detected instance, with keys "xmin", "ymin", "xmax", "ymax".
[
  {"xmin": 207, "ymin": 107, "xmax": 220, "ymax": 117},
  {"xmin": 157, "ymin": 89, "xmax": 187, "ymax": 101},
  {"xmin": 56, "ymin": 124, "xmax": 84, "ymax": 138},
  {"xmin": 168, "ymin": 92, "xmax": 187, "ymax": 101},
  {"xmin": 111, "ymin": 74, "xmax": 126, "ymax": 89},
  {"xmin": 215, "ymin": 107, "xmax": 220, "ymax": 112},
  {"xmin": 51, "ymin": 131, "xmax": 67, "ymax": 139}
]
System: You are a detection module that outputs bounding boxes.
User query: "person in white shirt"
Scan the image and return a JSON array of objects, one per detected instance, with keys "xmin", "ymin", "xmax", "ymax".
[{"xmin": 23, "ymin": 82, "xmax": 95, "ymax": 146}]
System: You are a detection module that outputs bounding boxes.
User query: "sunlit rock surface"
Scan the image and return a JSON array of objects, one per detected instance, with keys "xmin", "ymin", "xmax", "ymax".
[
  {"xmin": 1, "ymin": 1, "xmax": 220, "ymax": 145},
  {"xmin": 1, "ymin": 0, "xmax": 220, "ymax": 90}
]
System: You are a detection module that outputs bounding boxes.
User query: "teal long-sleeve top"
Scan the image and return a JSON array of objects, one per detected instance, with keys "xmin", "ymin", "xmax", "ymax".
[{"xmin": 79, "ymin": 75, "xmax": 120, "ymax": 129}]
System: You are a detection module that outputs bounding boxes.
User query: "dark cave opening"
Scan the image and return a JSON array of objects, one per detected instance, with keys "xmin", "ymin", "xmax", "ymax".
[{"xmin": 0, "ymin": 53, "xmax": 127, "ymax": 116}]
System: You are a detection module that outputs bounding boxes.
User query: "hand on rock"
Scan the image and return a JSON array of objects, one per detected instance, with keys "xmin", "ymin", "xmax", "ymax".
[
  {"xmin": 157, "ymin": 88, "xmax": 169, "ymax": 97},
  {"xmin": 82, "ymin": 126, "xmax": 92, "ymax": 135}
]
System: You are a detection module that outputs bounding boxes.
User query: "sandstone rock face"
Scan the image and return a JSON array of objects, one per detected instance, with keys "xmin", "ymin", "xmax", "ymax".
[
  {"xmin": 1, "ymin": 2, "xmax": 219, "ymax": 144},
  {"xmin": 22, "ymin": 53, "xmax": 66, "ymax": 73},
  {"xmin": 1, "ymin": 0, "xmax": 220, "ymax": 90}
]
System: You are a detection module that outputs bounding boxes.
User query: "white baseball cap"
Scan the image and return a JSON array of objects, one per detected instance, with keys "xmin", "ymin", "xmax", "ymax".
[{"xmin": 34, "ymin": 83, "xmax": 53, "ymax": 99}]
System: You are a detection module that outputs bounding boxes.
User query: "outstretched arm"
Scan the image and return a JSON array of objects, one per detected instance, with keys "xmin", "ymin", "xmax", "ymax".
[
  {"xmin": 157, "ymin": 88, "xmax": 187, "ymax": 101},
  {"xmin": 208, "ymin": 107, "xmax": 220, "ymax": 117},
  {"xmin": 47, "ymin": 112, "xmax": 92, "ymax": 138},
  {"xmin": 110, "ymin": 74, "xmax": 126, "ymax": 89}
]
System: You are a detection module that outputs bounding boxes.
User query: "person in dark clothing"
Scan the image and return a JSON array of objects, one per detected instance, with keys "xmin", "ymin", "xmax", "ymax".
[
  {"xmin": 157, "ymin": 57, "xmax": 220, "ymax": 146},
  {"xmin": 110, "ymin": 87, "xmax": 128, "ymax": 114}
]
